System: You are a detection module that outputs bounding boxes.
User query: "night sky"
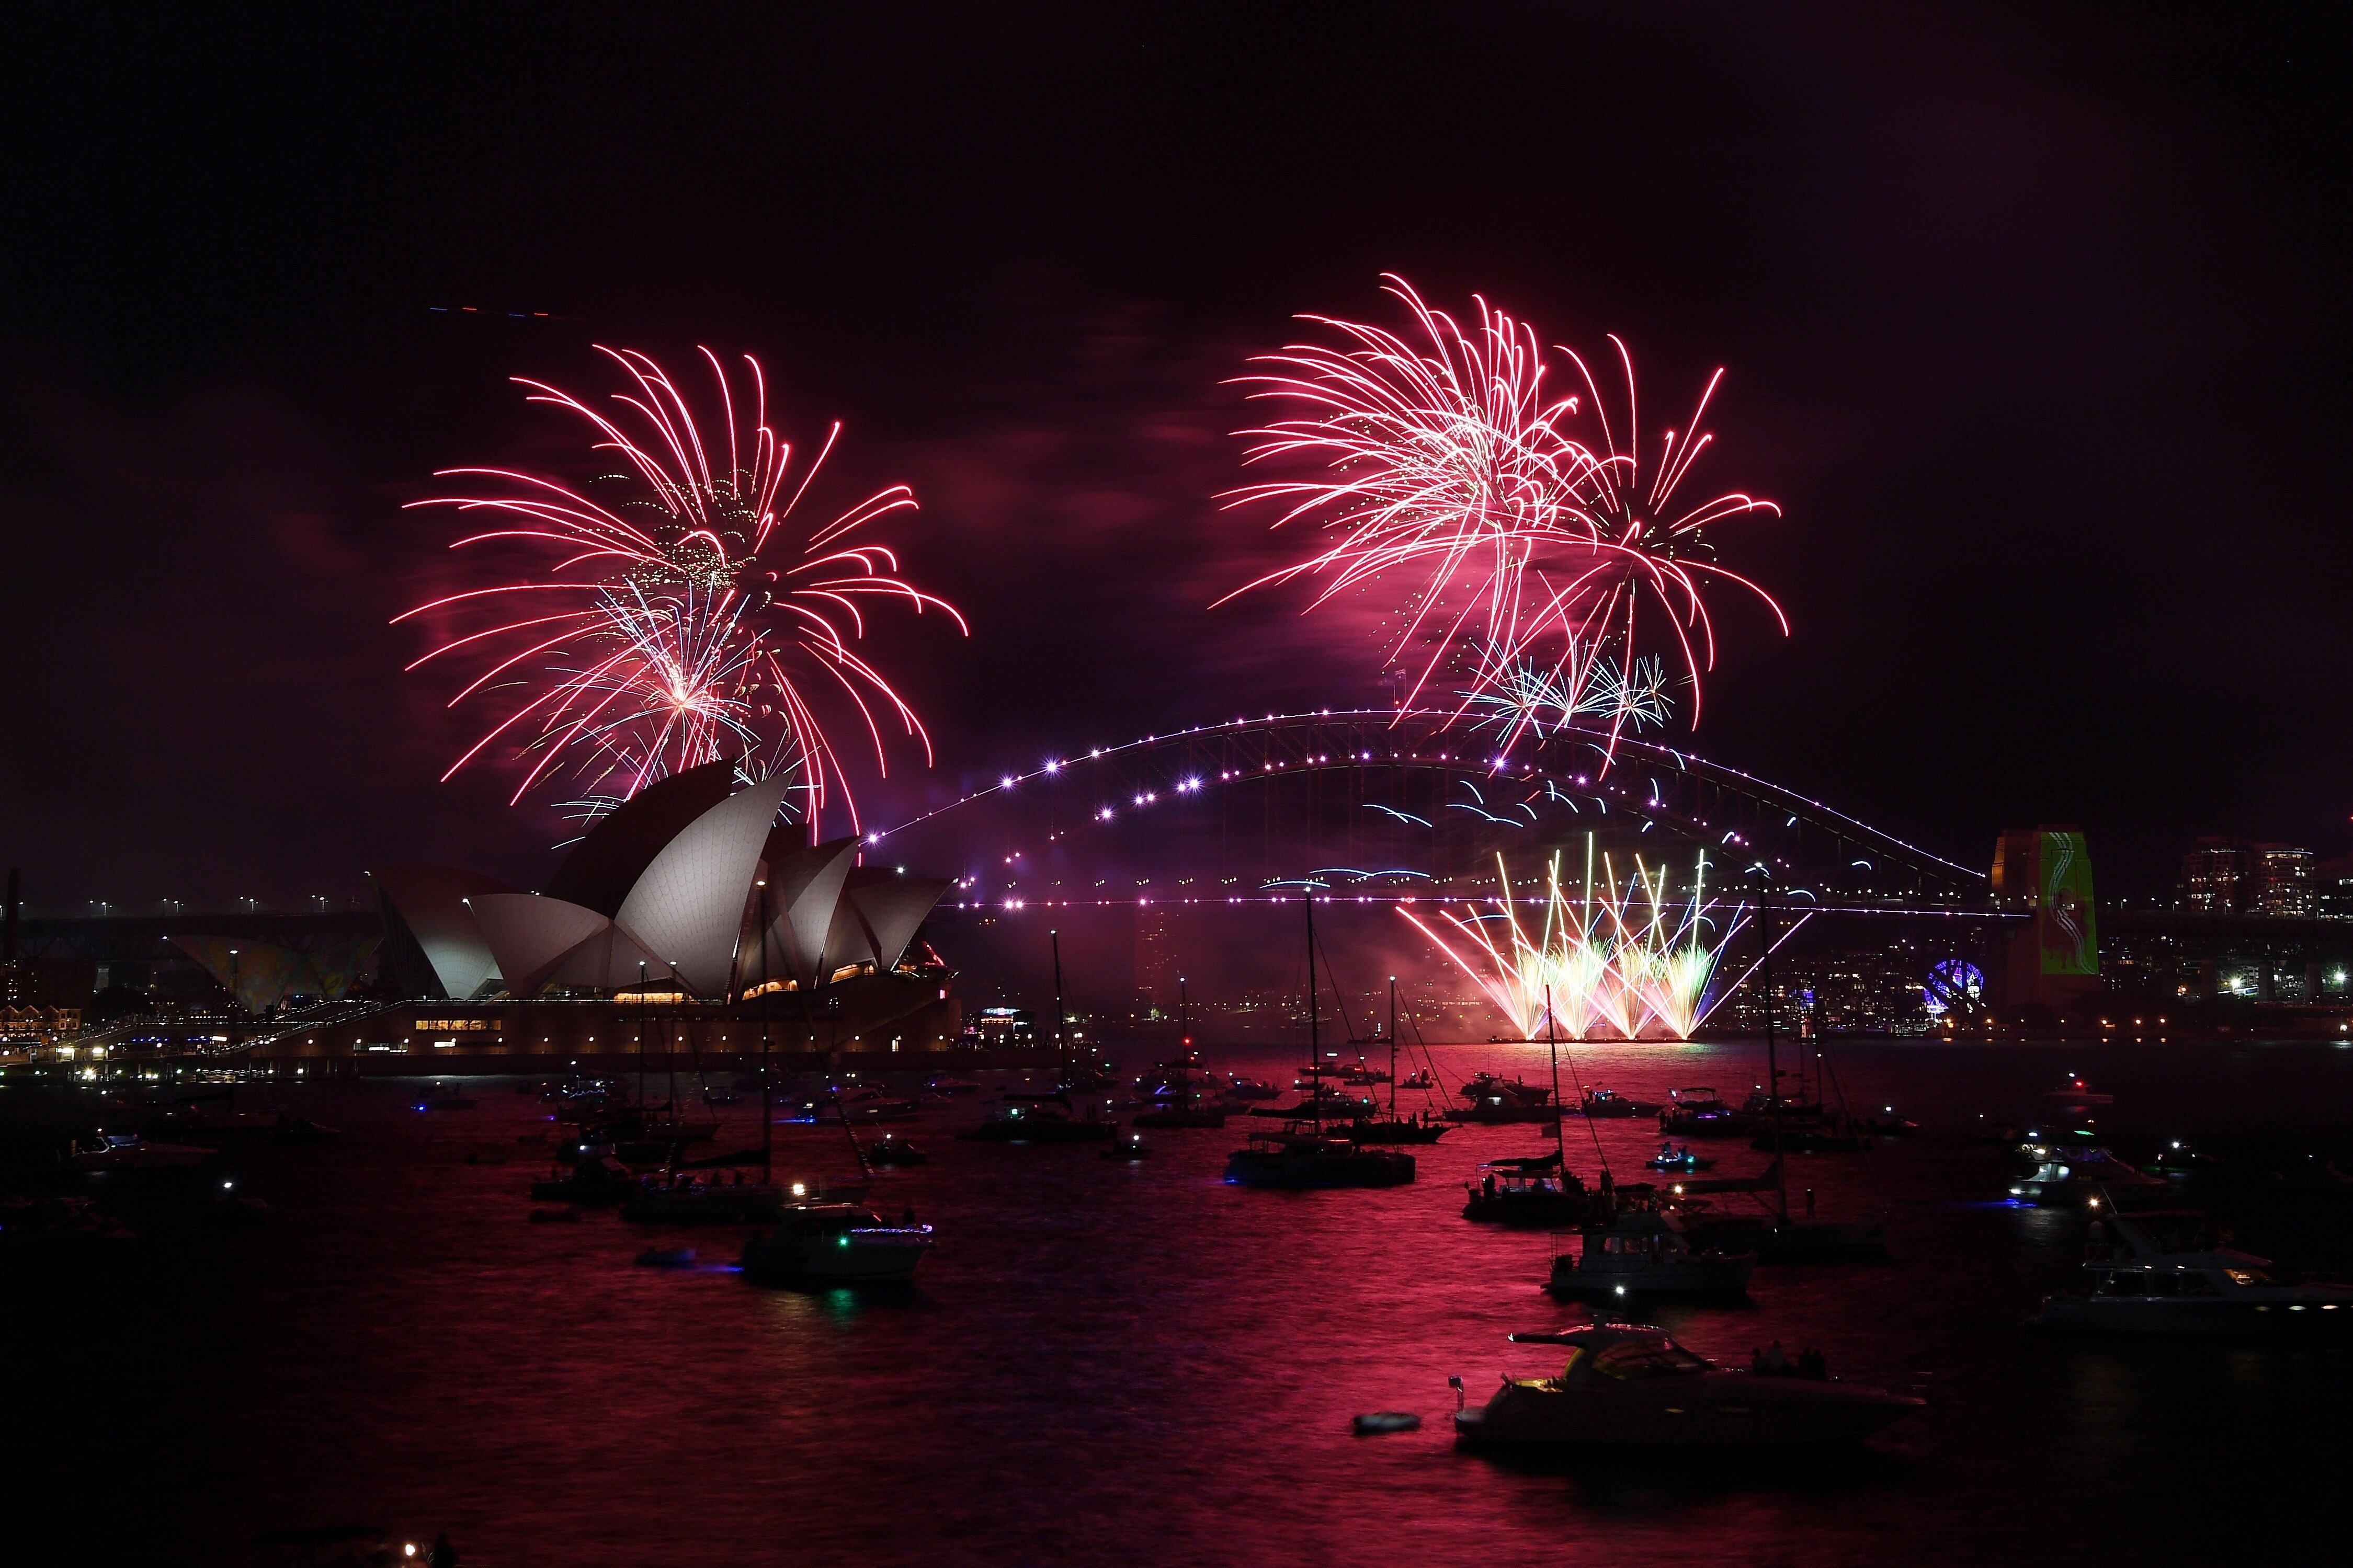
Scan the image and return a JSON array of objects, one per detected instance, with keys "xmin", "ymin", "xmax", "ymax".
[{"xmin": 4, "ymin": 3, "xmax": 2345, "ymax": 910}]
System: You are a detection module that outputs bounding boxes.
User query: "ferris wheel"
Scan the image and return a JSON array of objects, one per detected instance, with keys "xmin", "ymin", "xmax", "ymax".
[{"xmin": 1922, "ymin": 958, "xmax": 1987, "ymax": 1018}]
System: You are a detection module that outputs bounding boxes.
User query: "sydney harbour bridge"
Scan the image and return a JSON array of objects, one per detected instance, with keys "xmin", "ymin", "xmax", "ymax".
[{"xmin": 868, "ymin": 707, "xmax": 2008, "ymax": 1033}]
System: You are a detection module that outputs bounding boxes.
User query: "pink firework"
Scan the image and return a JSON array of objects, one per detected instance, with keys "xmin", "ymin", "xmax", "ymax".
[
  {"xmin": 1544, "ymin": 336, "xmax": 1788, "ymax": 739},
  {"xmin": 397, "ymin": 346, "xmax": 966, "ymax": 830},
  {"xmin": 1218, "ymin": 275, "xmax": 1590, "ymax": 713},
  {"xmin": 1220, "ymin": 277, "xmax": 1784, "ymax": 762}
]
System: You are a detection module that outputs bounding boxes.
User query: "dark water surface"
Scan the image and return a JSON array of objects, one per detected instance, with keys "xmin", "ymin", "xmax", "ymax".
[{"xmin": 8, "ymin": 1039, "xmax": 2352, "ymax": 1565}]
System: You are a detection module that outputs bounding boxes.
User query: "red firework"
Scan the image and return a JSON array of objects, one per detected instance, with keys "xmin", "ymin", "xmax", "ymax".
[{"xmin": 396, "ymin": 346, "xmax": 965, "ymax": 830}]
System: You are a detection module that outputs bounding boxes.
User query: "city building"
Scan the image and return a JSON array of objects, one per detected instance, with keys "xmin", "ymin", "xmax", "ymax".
[
  {"xmin": 2176, "ymin": 839, "xmax": 2247, "ymax": 913},
  {"xmin": 2174, "ymin": 838, "xmax": 2320, "ymax": 917}
]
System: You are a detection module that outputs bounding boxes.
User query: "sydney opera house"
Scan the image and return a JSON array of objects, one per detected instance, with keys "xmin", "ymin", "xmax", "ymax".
[{"xmin": 288, "ymin": 759, "xmax": 968, "ymax": 1065}]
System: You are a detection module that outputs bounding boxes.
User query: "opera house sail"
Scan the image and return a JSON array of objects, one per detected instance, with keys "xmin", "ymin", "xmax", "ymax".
[{"xmin": 367, "ymin": 759, "xmax": 959, "ymax": 1057}]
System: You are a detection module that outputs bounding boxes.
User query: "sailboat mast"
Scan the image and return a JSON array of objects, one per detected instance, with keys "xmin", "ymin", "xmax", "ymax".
[
  {"xmin": 759, "ymin": 878, "xmax": 772, "ymax": 1184},
  {"xmin": 1545, "ymin": 985, "xmax": 1567, "ymax": 1169},
  {"xmin": 1305, "ymin": 892, "xmax": 1321, "ymax": 1134},
  {"xmin": 1758, "ymin": 870, "xmax": 1788, "ymax": 1219},
  {"xmin": 1388, "ymin": 977, "xmax": 1397, "ymax": 1121},
  {"xmin": 1050, "ymin": 928, "xmax": 1067, "ymax": 1084}
]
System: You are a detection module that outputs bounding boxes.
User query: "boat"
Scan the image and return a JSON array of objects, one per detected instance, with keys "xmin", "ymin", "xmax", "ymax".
[
  {"xmin": 1344, "ymin": 980, "xmax": 1453, "ymax": 1145},
  {"xmin": 1548, "ymin": 1197, "xmax": 1756, "ymax": 1298},
  {"xmin": 927, "ymin": 1075, "xmax": 983, "ymax": 1096},
  {"xmin": 2045, "ymin": 1072, "xmax": 2115, "ymax": 1108},
  {"xmin": 621, "ymin": 1171, "xmax": 787, "ymax": 1223},
  {"xmin": 2009, "ymin": 1144, "xmax": 2167, "ymax": 1206},
  {"xmin": 967, "ymin": 1088, "xmax": 1119, "ymax": 1141},
  {"xmin": 1463, "ymin": 1154, "xmax": 1591, "ymax": 1226},
  {"xmin": 0, "ymin": 1195, "xmax": 139, "ymax": 1254},
  {"xmin": 414, "ymin": 1084, "xmax": 479, "ymax": 1112},
  {"xmin": 1225, "ymin": 1126, "xmax": 1416, "ymax": 1187},
  {"xmin": 146, "ymin": 1104, "xmax": 283, "ymax": 1141},
  {"xmin": 2142, "ymin": 1138, "xmax": 2218, "ymax": 1176},
  {"xmin": 1451, "ymin": 1324, "xmax": 1922, "ymax": 1447},
  {"xmin": 1131, "ymin": 1039, "xmax": 1227, "ymax": 1127},
  {"xmin": 1579, "ymin": 1088, "xmax": 1661, "ymax": 1119},
  {"xmin": 740, "ymin": 1204, "xmax": 933, "ymax": 1283},
  {"xmin": 63, "ymin": 1131, "xmax": 214, "ymax": 1171},
  {"xmin": 529, "ymin": 1155, "xmax": 639, "ymax": 1203},
  {"xmin": 962, "ymin": 1091, "xmax": 1118, "ymax": 1142},
  {"xmin": 1445, "ymin": 1072, "xmax": 1561, "ymax": 1125},
  {"xmin": 270, "ymin": 1114, "xmax": 339, "ymax": 1145},
  {"xmin": 1645, "ymin": 1142, "xmax": 1716, "ymax": 1173},
  {"xmin": 1101, "ymin": 1132, "xmax": 1152, "ymax": 1160},
  {"xmin": 1752, "ymin": 1125, "xmax": 1873, "ymax": 1154},
  {"xmin": 2035, "ymin": 1200, "xmax": 2353, "ymax": 1337},
  {"xmin": 1223, "ymin": 894, "xmax": 1415, "ymax": 1190},
  {"xmin": 1133, "ymin": 1101, "xmax": 1227, "ymax": 1129},
  {"xmin": 1659, "ymin": 1086, "xmax": 1747, "ymax": 1138},
  {"xmin": 861, "ymin": 1134, "xmax": 929, "ymax": 1166},
  {"xmin": 1222, "ymin": 1075, "xmax": 1284, "ymax": 1103},
  {"xmin": 1346, "ymin": 1114, "xmax": 1449, "ymax": 1146},
  {"xmin": 1247, "ymin": 1085, "xmax": 1378, "ymax": 1120},
  {"xmin": 1400, "ymin": 1068, "xmax": 1435, "ymax": 1091},
  {"xmin": 805, "ymin": 1086, "xmax": 919, "ymax": 1124}
]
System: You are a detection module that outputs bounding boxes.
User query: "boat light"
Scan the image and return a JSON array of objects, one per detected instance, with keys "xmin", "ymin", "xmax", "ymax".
[{"xmin": 790, "ymin": 1183, "xmax": 806, "ymax": 1197}]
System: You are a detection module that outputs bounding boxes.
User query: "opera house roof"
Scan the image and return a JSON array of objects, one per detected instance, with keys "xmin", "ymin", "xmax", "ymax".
[{"xmin": 371, "ymin": 760, "xmax": 950, "ymax": 1002}]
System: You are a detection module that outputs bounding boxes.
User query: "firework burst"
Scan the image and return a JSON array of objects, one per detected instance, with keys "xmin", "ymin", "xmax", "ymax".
[
  {"xmin": 397, "ymin": 347, "xmax": 966, "ymax": 830},
  {"xmin": 1400, "ymin": 840, "xmax": 1737, "ymax": 1040},
  {"xmin": 1220, "ymin": 276, "xmax": 1784, "ymax": 765}
]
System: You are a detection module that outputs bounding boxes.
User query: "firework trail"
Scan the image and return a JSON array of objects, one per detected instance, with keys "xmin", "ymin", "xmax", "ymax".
[
  {"xmin": 1220, "ymin": 276, "xmax": 1784, "ymax": 764},
  {"xmin": 397, "ymin": 347, "xmax": 966, "ymax": 830},
  {"xmin": 1399, "ymin": 841, "xmax": 1737, "ymax": 1040}
]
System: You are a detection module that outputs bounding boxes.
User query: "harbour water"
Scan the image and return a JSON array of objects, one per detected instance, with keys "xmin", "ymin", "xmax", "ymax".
[{"xmin": 6, "ymin": 1037, "xmax": 2350, "ymax": 1565}]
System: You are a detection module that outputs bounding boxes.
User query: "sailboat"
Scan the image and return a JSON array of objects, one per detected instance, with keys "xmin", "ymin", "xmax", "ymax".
[
  {"xmin": 1345, "ymin": 979, "xmax": 1449, "ymax": 1145},
  {"xmin": 1463, "ymin": 989, "xmax": 1590, "ymax": 1225},
  {"xmin": 966, "ymin": 930, "xmax": 1120, "ymax": 1142},
  {"xmin": 1691, "ymin": 877, "xmax": 1886, "ymax": 1259},
  {"xmin": 1132, "ymin": 978, "xmax": 1227, "ymax": 1129},
  {"xmin": 1224, "ymin": 892, "xmax": 1415, "ymax": 1188}
]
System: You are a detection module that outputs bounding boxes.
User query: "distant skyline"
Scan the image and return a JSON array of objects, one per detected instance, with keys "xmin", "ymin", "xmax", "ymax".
[{"xmin": 5, "ymin": 4, "xmax": 2346, "ymax": 907}]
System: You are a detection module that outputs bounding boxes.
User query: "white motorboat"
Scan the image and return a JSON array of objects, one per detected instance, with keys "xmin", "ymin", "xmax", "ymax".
[
  {"xmin": 2009, "ymin": 1143, "xmax": 2166, "ymax": 1206},
  {"xmin": 1452, "ymin": 1324, "xmax": 1923, "ymax": 1447},
  {"xmin": 1549, "ymin": 1200, "xmax": 1755, "ymax": 1299},
  {"xmin": 740, "ymin": 1204, "xmax": 933, "ymax": 1283},
  {"xmin": 2036, "ymin": 1201, "xmax": 2353, "ymax": 1337}
]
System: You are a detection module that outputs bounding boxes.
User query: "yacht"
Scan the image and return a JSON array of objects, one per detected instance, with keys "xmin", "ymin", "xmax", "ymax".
[
  {"xmin": 63, "ymin": 1131, "xmax": 214, "ymax": 1172},
  {"xmin": 1451, "ymin": 1324, "xmax": 1922, "ymax": 1448},
  {"xmin": 1462, "ymin": 1155, "xmax": 1590, "ymax": 1226},
  {"xmin": 621, "ymin": 1170, "xmax": 786, "ymax": 1222},
  {"xmin": 1645, "ymin": 1142, "xmax": 1716, "ymax": 1173},
  {"xmin": 1224, "ymin": 1125, "xmax": 1415, "ymax": 1188},
  {"xmin": 1578, "ymin": 1088, "xmax": 1661, "ymax": 1119},
  {"xmin": 1548, "ymin": 1199, "xmax": 1756, "ymax": 1299},
  {"xmin": 530, "ymin": 1155, "xmax": 639, "ymax": 1203},
  {"xmin": 1131, "ymin": 1057, "xmax": 1228, "ymax": 1127},
  {"xmin": 862, "ymin": 1134, "xmax": 929, "ymax": 1166},
  {"xmin": 740, "ymin": 1205, "xmax": 933, "ymax": 1284},
  {"xmin": 2009, "ymin": 1143, "xmax": 2166, "ymax": 1205},
  {"xmin": 1658, "ymin": 1086, "xmax": 1745, "ymax": 1138},
  {"xmin": 2036, "ymin": 1201, "xmax": 2353, "ymax": 1337},
  {"xmin": 1445, "ymin": 1072, "xmax": 1561, "ymax": 1125},
  {"xmin": 962, "ymin": 1091, "xmax": 1118, "ymax": 1142}
]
